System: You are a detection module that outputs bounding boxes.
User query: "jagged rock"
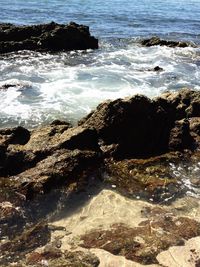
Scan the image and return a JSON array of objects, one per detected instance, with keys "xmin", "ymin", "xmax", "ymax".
[
  {"xmin": 0, "ymin": 126, "xmax": 30, "ymax": 146},
  {"xmin": 0, "ymin": 89, "xmax": 199, "ymax": 267},
  {"xmin": 80, "ymin": 89, "xmax": 200, "ymax": 159},
  {"xmin": 0, "ymin": 21, "xmax": 98, "ymax": 54},
  {"xmin": 168, "ymin": 119, "xmax": 193, "ymax": 151},
  {"xmin": 190, "ymin": 117, "xmax": 200, "ymax": 136},
  {"xmin": 0, "ymin": 83, "xmax": 20, "ymax": 90},
  {"xmin": 157, "ymin": 89, "xmax": 200, "ymax": 118},
  {"xmin": 13, "ymin": 149, "xmax": 101, "ymax": 199},
  {"xmin": 0, "ymin": 124, "xmax": 100, "ymax": 177},
  {"xmin": 0, "ymin": 88, "xmax": 199, "ymax": 181},
  {"xmin": 141, "ymin": 36, "xmax": 196, "ymax": 48},
  {"xmin": 0, "ymin": 127, "xmax": 31, "ymax": 175}
]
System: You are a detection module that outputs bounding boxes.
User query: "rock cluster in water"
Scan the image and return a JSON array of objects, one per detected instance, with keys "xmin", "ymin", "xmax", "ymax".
[
  {"xmin": 0, "ymin": 22, "xmax": 98, "ymax": 53},
  {"xmin": 0, "ymin": 89, "xmax": 200, "ymax": 266},
  {"xmin": 141, "ymin": 36, "xmax": 196, "ymax": 48}
]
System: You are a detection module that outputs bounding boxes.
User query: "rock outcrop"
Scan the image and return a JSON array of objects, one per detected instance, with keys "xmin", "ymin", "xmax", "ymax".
[
  {"xmin": 0, "ymin": 89, "xmax": 199, "ymax": 190},
  {"xmin": 79, "ymin": 89, "xmax": 200, "ymax": 159},
  {"xmin": 0, "ymin": 21, "xmax": 98, "ymax": 53},
  {"xmin": 141, "ymin": 36, "xmax": 196, "ymax": 48},
  {"xmin": 0, "ymin": 89, "xmax": 200, "ymax": 266}
]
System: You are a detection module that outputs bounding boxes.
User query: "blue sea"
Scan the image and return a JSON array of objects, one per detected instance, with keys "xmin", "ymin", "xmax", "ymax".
[{"xmin": 0, "ymin": 0, "xmax": 200, "ymax": 127}]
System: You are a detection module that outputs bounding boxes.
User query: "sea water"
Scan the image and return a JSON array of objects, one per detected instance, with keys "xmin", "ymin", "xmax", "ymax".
[{"xmin": 0, "ymin": 0, "xmax": 200, "ymax": 128}]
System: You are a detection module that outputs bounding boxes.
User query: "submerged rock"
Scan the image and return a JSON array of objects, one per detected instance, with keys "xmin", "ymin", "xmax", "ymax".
[
  {"xmin": 81, "ymin": 216, "xmax": 200, "ymax": 265},
  {"xmin": 141, "ymin": 36, "xmax": 196, "ymax": 48},
  {"xmin": 25, "ymin": 250, "xmax": 100, "ymax": 267},
  {"xmin": 0, "ymin": 21, "xmax": 98, "ymax": 54},
  {"xmin": 104, "ymin": 152, "xmax": 182, "ymax": 203},
  {"xmin": 0, "ymin": 222, "xmax": 51, "ymax": 264}
]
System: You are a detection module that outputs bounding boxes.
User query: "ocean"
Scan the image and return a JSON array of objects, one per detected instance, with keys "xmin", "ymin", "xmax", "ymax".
[{"xmin": 0, "ymin": 0, "xmax": 200, "ymax": 128}]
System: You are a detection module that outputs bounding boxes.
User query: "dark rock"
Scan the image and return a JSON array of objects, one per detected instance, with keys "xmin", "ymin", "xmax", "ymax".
[
  {"xmin": 13, "ymin": 149, "xmax": 101, "ymax": 199},
  {"xmin": 0, "ymin": 83, "xmax": 20, "ymax": 90},
  {"xmin": 153, "ymin": 66, "xmax": 164, "ymax": 72},
  {"xmin": 0, "ymin": 124, "xmax": 100, "ymax": 177},
  {"xmin": 141, "ymin": 36, "xmax": 196, "ymax": 48},
  {"xmin": 79, "ymin": 89, "xmax": 200, "ymax": 159},
  {"xmin": 50, "ymin": 119, "xmax": 72, "ymax": 126},
  {"xmin": 80, "ymin": 95, "xmax": 165, "ymax": 158},
  {"xmin": 22, "ymin": 125, "xmax": 99, "ymax": 152},
  {"xmin": 0, "ymin": 222, "xmax": 51, "ymax": 264},
  {"xmin": 158, "ymin": 89, "xmax": 200, "ymax": 117},
  {"xmin": 168, "ymin": 119, "xmax": 194, "ymax": 151},
  {"xmin": 0, "ymin": 89, "xmax": 199, "ymax": 180},
  {"xmin": 58, "ymin": 126, "xmax": 100, "ymax": 151},
  {"xmin": 0, "ymin": 126, "xmax": 30, "ymax": 145},
  {"xmin": 0, "ymin": 21, "xmax": 98, "ymax": 54},
  {"xmin": 0, "ymin": 200, "xmax": 26, "ymax": 239}
]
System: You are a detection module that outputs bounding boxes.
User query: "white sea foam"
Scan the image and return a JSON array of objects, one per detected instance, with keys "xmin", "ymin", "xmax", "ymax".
[{"xmin": 0, "ymin": 42, "xmax": 199, "ymax": 128}]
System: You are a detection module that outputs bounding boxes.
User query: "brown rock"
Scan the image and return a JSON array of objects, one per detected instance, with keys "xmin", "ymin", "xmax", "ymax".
[
  {"xmin": 0, "ymin": 124, "xmax": 100, "ymax": 177},
  {"xmin": 12, "ymin": 149, "xmax": 101, "ymax": 199},
  {"xmin": 25, "ymin": 249, "xmax": 100, "ymax": 267},
  {"xmin": 81, "ymin": 217, "xmax": 200, "ymax": 265},
  {"xmin": 0, "ymin": 222, "xmax": 51, "ymax": 264},
  {"xmin": 104, "ymin": 152, "xmax": 183, "ymax": 203}
]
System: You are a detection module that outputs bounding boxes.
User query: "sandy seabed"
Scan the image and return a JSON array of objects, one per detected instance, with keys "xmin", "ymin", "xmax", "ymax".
[{"xmin": 46, "ymin": 189, "xmax": 200, "ymax": 267}]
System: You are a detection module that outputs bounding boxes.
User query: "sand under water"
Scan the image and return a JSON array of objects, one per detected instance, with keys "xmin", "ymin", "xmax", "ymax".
[{"xmin": 45, "ymin": 189, "xmax": 200, "ymax": 267}]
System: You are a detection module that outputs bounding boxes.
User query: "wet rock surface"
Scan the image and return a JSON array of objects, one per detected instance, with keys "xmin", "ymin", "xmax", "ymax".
[
  {"xmin": 2, "ymin": 246, "xmax": 100, "ymax": 267},
  {"xmin": 0, "ymin": 21, "xmax": 98, "ymax": 54},
  {"xmin": 81, "ymin": 214, "xmax": 200, "ymax": 265},
  {"xmin": 104, "ymin": 152, "xmax": 183, "ymax": 203},
  {"xmin": 0, "ymin": 222, "xmax": 51, "ymax": 264},
  {"xmin": 25, "ymin": 250, "xmax": 99, "ymax": 267},
  {"xmin": 0, "ymin": 89, "xmax": 199, "ymax": 200},
  {"xmin": 0, "ymin": 89, "xmax": 200, "ymax": 266},
  {"xmin": 141, "ymin": 36, "xmax": 196, "ymax": 48}
]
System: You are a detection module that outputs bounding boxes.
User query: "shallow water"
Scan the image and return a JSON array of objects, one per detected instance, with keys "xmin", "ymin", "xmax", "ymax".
[{"xmin": 0, "ymin": 0, "xmax": 200, "ymax": 128}]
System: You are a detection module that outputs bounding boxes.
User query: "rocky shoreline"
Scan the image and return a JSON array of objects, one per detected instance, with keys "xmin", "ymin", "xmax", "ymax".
[
  {"xmin": 0, "ymin": 22, "xmax": 98, "ymax": 53},
  {"xmin": 0, "ymin": 21, "xmax": 198, "ymax": 55},
  {"xmin": 0, "ymin": 88, "xmax": 200, "ymax": 266},
  {"xmin": 1, "ymin": 89, "xmax": 199, "ymax": 196}
]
